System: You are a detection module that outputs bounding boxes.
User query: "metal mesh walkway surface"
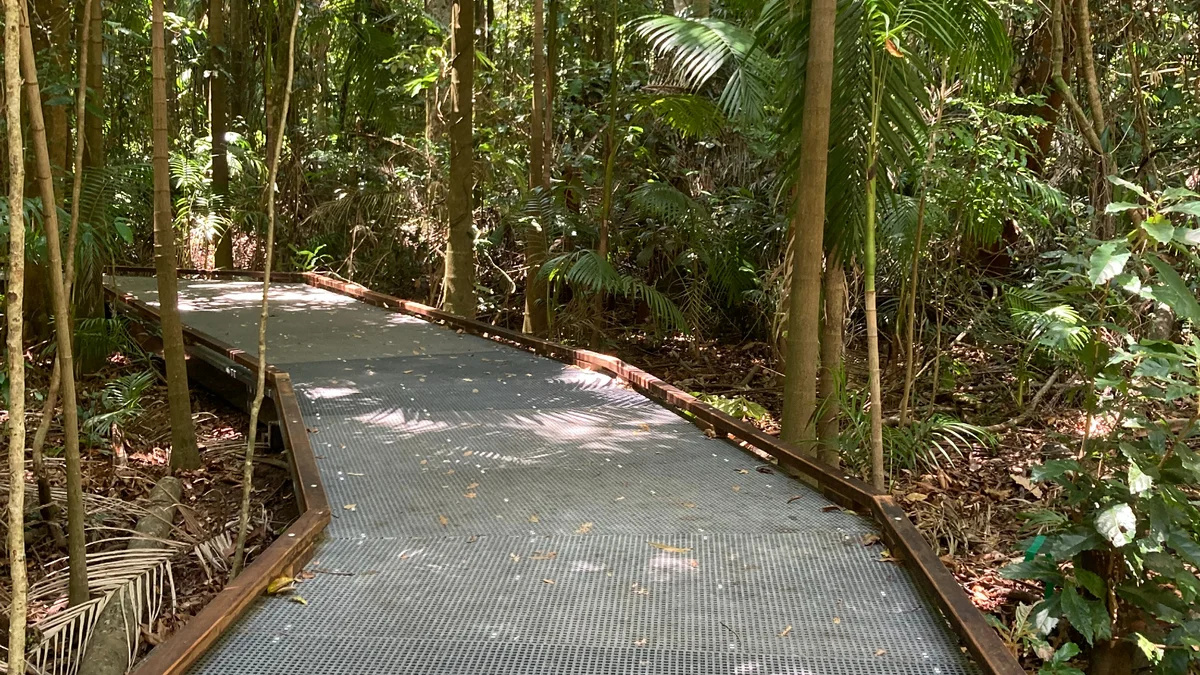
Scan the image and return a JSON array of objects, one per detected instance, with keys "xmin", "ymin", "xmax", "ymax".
[{"xmin": 112, "ymin": 276, "xmax": 978, "ymax": 675}]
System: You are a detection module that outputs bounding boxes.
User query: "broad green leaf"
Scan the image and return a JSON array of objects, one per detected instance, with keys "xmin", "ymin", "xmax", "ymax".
[
  {"xmin": 1107, "ymin": 175, "xmax": 1149, "ymax": 201},
  {"xmin": 1146, "ymin": 255, "xmax": 1200, "ymax": 326},
  {"xmin": 1032, "ymin": 459, "xmax": 1083, "ymax": 483},
  {"xmin": 1117, "ymin": 584, "xmax": 1187, "ymax": 623},
  {"xmin": 1051, "ymin": 641, "xmax": 1081, "ymax": 664},
  {"xmin": 1074, "ymin": 568, "xmax": 1106, "ymax": 598},
  {"xmin": 1167, "ymin": 529, "xmax": 1200, "ymax": 568},
  {"xmin": 1142, "ymin": 216, "xmax": 1175, "ymax": 244},
  {"xmin": 1162, "ymin": 187, "xmax": 1200, "ymax": 201},
  {"xmin": 1095, "ymin": 503, "xmax": 1136, "ymax": 547},
  {"xmin": 1087, "ymin": 242, "xmax": 1130, "ymax": 286},
  {"xmin": 1000, "ymin": 557, "xmax": 1061, "ymax": 583},
  {"xmin": 1162, "ymin": 201, "xmax": 1200, "ymax": 217},
  {"xmin": 1104, "ymin": 201, "xmax": 1141, "ymax": 214},
  {"xmin": 1174, "ymin": 229, "xmax": 1200, "ymax": 245},
  {"xmin": 1128, "ymin": 462, "xmax": 1153, "ymax": 495},
  {"xmin": 1060, "ymin": 584, "xmax": 1112, "ymax": 645}
]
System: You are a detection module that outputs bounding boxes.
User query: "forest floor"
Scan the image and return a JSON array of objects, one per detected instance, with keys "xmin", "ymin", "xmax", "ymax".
[
  {"xmin": 1, "ymin": 347, "xmax": 295, "ymax": 654},
  {"xmin": 612, "ymin": 334, "xmax": 1058, "ymax": 628}
]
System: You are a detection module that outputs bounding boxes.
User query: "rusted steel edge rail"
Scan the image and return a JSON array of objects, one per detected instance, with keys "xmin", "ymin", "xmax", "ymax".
[
  {"xmin": 109, "ymin": 267, "xmax": 1021, "ymax": 675},
  {"xmin": 103, "ymin": 283, "xmax": 331, "ymax": 675}
]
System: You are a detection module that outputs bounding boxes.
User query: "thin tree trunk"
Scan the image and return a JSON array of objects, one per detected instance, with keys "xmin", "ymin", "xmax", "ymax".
[
  {"xmin": 592, "ymin": 0, "xmax": 619, "ymax": 348},
  {"xmin": 231, "ymin": 0, "xmax": 300, "ymax": 578},
  {"xmin": 152, "ymin": 0, "xmax": 202, "ymax": 471},
  {"xmin": 863, "ymin": 55, "xmax": 888, "ymax": 491},
  {"xmin": 816, "ymin": 257, "xmax": 845, "ymax": 465},
  {"xmin": 522, "ymin": 0, "xmax": 550, "ymax": 336},
  {"xmin": 545, "ymin": 0, "xmax": 558, "ymax": 177},
  {"xmin": 442, "ymin": 0, "xmax": 476, "ymax": 316},
  {"xmin": 75, "ymin": 0, "xmax": 105, "ymax": 339},
  {"xmin": 5, "ymin": 0, "xmax": 30, "ymax": 666},
  {"xmin": 84, "ymin": 0, "xmax": 103, "ymax": 167},
  {"xmin": 779, "ymin": 0, "xmax": 835, "ymax": 458},
  {"xmin": 19, "ymin": 9, "xmax": 90, "ymax": 606},
  {"xmin": 211, "ymin": 0, "xmax": 233, "ymax": 268},
  {"xmin": 898, "ymin": 78, "xmax": 947, "ymax": 426}
]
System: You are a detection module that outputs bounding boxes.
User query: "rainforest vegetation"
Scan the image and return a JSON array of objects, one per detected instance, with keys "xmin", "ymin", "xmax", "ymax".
[{"xmin": 1, "ymin": 0, "xmax": 1199, "ymax": 671}]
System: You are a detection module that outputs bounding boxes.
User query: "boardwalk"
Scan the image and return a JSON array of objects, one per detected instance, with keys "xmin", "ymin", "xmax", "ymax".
[{"xmin": 112, "ymin": 276, "xmax": 977, "ymax": 675}]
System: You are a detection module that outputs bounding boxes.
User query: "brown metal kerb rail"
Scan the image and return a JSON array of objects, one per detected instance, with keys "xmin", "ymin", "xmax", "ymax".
[
  {"xmin": 107, "ymin": 267, "xmax": 1022, "ymax": 675},
  {"xmin": 104, "ymin": 283, "xmax": 331, "ymax": 675}
]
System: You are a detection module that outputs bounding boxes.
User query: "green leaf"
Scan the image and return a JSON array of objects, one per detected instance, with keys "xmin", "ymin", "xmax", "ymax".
[
  {"xmin": 1167, "ymin": 529, "xmax": 1200, "ymax": 568},
  {"xmin": 1142, "ymin": 216, "xmax": 1176, "ymax": 244},
  {"xmin": 1032, "ymin": 460, "xmax": 1083, "ymax": 483},
  {"xmin": 1162, "ymin": 187, "xmax": 1200, "ymax": 201},
  {"xmin": 1128, "ymin": 462, "xmax": 1152, "ymax": 495},
  {"xmin": 1087, "ymin": 242, "xmax": 1130, "ymax": 286},
  {"xmin": 1074, "ymin": 568, "xmax": 1106, "ymax": 598},
  {"xmin": 1059, "ymin": 584, "xmax": 1112, "ymax": 645},
  {"xmin": 114, "ymin": 221, "xmax": 134, "ymax": 244},
  {"xmin": 1133, "ymin": 633, "xmax": 1164, "ymax": 665},
  {"xmin": 1174, "ymin": 229, "xmax": 1200, "ymax": 245},
  {"xmin": 1146, "ymin": 255, "xmax": 1200, "ymax": 326},
  {"xmin": 1001, "ymin": 557, "xmax": 1062, "ymax": 583},
  {"xmin": 1051, "ymin": 641, "xmax": 1081, "ymax": 664},
  {"xmin": 1104, "ymin": 201, "xmax": 1141, "ymax": 214},
  {"xmin": 1162, "ymin": 201, "xmax": 1200, "ymax": 217},
  {"xmin": 1107, "ymin": 175, "xmax": 1149, "ymax": 201},
  {"xmin": 1095, "ymin": 503, "xmax": 1136, "ymax": 547}
]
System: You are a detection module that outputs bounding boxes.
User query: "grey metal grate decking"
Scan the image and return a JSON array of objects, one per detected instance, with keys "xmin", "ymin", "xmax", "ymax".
[{"xmin": 112, "ymin": 276, "xmax": 978, "ymax": 675}]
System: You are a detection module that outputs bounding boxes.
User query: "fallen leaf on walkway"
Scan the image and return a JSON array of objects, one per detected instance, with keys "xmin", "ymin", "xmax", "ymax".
[
  {"xmin": 875, "ymin": 648, "xmax": 887, "ymax": 656},
  {"xmin": 403, "ymin": 370, "xmax": 413, "ymax": 374},
  {"xmin": 681, "ymin": 502, "xmax": 696, "ymax": 508},
  {"xmin": 614, "ymin": 496, "xmax": 625, "ymax": 501},
  {"xmin": 347, "ymin": 472, "xmax": 364, "ymax": 476},
  {"xmin": 736, "ymin": 469, "xmax": 749, "ymax": 474},
  {"xmin": 467, "ymin": 536, "xmax": 478, "ymax": 543},
  {"xmin": 878, "ymin": 549, "xmax": 898, "ymax": 563},
  {"xmin": 905, "ymin": 492, "xmax": 928, "ymax": 502},
  {"xmin": 819, "ymin": 504, "xmax": 840, "ymax": 511},
  {"xmin": 704, "ymin": 428, "xmax": 718, "ymax": 438},
  {"xmin": 755, "ymin": 466, "xmax": 774, "ymax": 474},
  {"xmin": 464, "ymin": 492, "xmax": 476, "ymax": 499},
  {"xmin": 290, "ymin": 595, "xmax": 308, "ymax": 605},
  {"xmin": 531, "ymin": 551, "xmax": 557, "ymax": 560},
  {"xmin": 463, "ymin": 451, "xmax": 474, "ymax": 457},
  {"xmin": 637, "ymin": 423, "xmax": 650, "ymax": 432},
  {"xmin": 467, "ymin": 482, "xmax": 480, "ymax": 489},
  {"xmin": 472, "ymin": 389, "xmax": 479, "ymax": 393},
  {"xmin": 861, "ymin": 534, "xmax": 880, "ymax": 546},
  {"xmin": 420, "ymin": 459, "xmax": 428, "ymax": 465},
  {"xmin": 633, "ymin": 638, "xmax": 648, "ymax": 647},
  {"xmin": 688, "ymin": 559, "xmax": 699, "ymax": 568},
  {"xmin": 267, "ymin": 576, "xmax": 295, "ymax": 594},
  {"xmin": 576, "ymin": 522, "xmax": 594, "ymax": 534},
  {"xmin": 297, "ymin": 570, "xmax": 315, "ymax": 580},
  {"xmin": 529, "ymin": 514, "xmax": 540, "ymax": 523},
  {"xmin": 438, "ymin": 514, "xmax": 449, "ymax": 527},
  {"xmin": 463, "ymin": 378, "xmax": 473, "ymax": 382},
  {"xmin": 510, "ymin": 553, "xmax": 520, "ymax": 563},
  {"xmin": 648, "ymin": 542, "xmax": 692, "ymax": 554},
  {"xmin": 631, "ymin": 583, "xmax": 649, "ymax": 595},
  {"xmin": 732, "ymin": 485, "xmax": 741, "ymax": 493},
  {"xmin": 542, "ymin": 578, "xmax": 556, "ymax": 585},
  {"xmin": 778, "ymin": 625, "xmax": 792, "ymax": 637},
  {"xmin": 343, "ymin": 504, "xmax": 357, "ymax": 511},
  {"xmin": 832, "ymin": 617, "xmax": 841, "ymax": 625}
]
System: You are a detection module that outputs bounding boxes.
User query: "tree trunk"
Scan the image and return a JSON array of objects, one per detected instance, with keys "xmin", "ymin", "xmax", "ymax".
[
  {"xmin": 522, "ymin": 0, "xmax": 550, "ymax": 336},
  {"xmin": 5, "ymin": 0, "xmax": 30, "ymax": 666},
  {"xmin": 83, "ymin": 0, "xmax": 104, "ymax": 167},
  {"xmin": 211, "ymin": 0, "xmax": 233, "ymax": 268},
  {"xmin": 817, "ymin": 257, "xmax": 845, "ymax": 465},
  {"xmin": 442, "ymin": 0, "xmax": 475, "ymax": 316},
  {"xmin": 779, "ymin": 0, "xmax": 835, "ymax": 458},
  {"xmin": 152, "ymin": 0, "xmax": 202, "ymax": 471},
  {"xmin": 864, "ymin": 172, "xmax": 885, "ymax": 490},
  {"xmin": 20, "ymin": 7, "xmax": 90, "ymax": 607},
  {"xmin": 231, "ymin": 0, "xmax": 300, "ymax": 578}
]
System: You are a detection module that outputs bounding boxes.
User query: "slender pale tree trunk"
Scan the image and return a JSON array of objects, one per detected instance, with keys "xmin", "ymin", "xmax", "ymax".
[
  {"xmin": 442, "ymin": 0, "xmax": 476, "ymax": 316},
  {"xmin": 29, "ymin": 0, "xmax": 93, "ymax": 547},
  {"xmin": 211, "ymin": 0, "xmax": 233, "ymax": 268},
  {"xmin": 545, "ymin": 0, "xmax": 558, "ymax": 179},
  {"xmin": 522, "ymin": 0, "xmax": 550, "ymax": 336},
  {"xmin": 863, "ymin": 53, "xmax": 889, "ymax": 491},
  {"xmin": 75, "ymin": 0, "xmax": 105, "ymax": 350},
  {"xmin": 592, "ymin": 0, "xmax": 619, "ymax": 348},
  {"xmin": 779, "ymin": 0, "xmax": 836, "ymax": 458},
  {"xmin": 5, "ymin": 0, "xmax": 30, "ymax": 667},
  {"xmin": 231, "ymin": 0, "xmax": 300, "ymax": 578},
  {"xmin": 19, "ymin": 9, "xmax": 90, "ymax": 606},
  {"xmin": 898, "ymin": 78, "xmax": 947, "ymax": 426},
  {"xmin": 152, "ymin": 0, "xmax": 202, "ymax": 471},
  {"xmin": 817, "ymin": 256, "xmax": 845, "ymax": 465}
]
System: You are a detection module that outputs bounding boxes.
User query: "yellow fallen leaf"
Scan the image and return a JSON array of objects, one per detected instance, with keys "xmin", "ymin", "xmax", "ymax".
[
  {"xmin": 420, "ymin": 459, "xmax": 428, "ymax": 465},
  {"xmin": 875, "ymin": 648, "xmax": 887, "ymax": 656},
  {"xmin": 290, "ymin": 595, "xmax": 308, "ymax": 605},
  {"xmin": 736, "ymin": 469, "xmax": 749, "ymax": 474},
  {"xmin": 463, "ymin": 451, "xmax": 474, "ymax": 457},
  {"xmin": 464, "ymin": 492, "xmax": 476, "ymax": 499},
  {"xmin": 637, "ymin": 423, "xmax": 650, "ymax": 432},
  {"xmin": 531, "ymin": 551, "xmax": 557, "ymax": 560},
  {"xmin": 778, "ymin": 625, "xmax": 792, "ymax": 637},
  {"xmin": 343, "ymin": 504, "xmax": 357, "ymax": 511},
  {"xmin": 267, "ymin": 576, "xmax": 295, "ymax": 594},
  {"xmin": 732, "ymin": 485, "xmax": 741, "ymax": 493},
  {"xmin": 542, "ymin": 578, "xmax": 556, "ymax": 585},
  {"xmin": 510, "ymin": 553, "xmax": 520, "ymax": 563},
  {"xmin": 467, "ymin": 483, "xmax": 480, "ymax": 489},
  {"xmin": 905, "ymin": 492, "xmax": 928, "ymax": 502},
  {"xmin": 648, "ymin": 542, "xmax": 692, "ymax": 554},
  {"xmin": 833, "ymin": 617, "xmax": 841, "ymax": 625},
  {"xmin": 576, "ymin": 522, "xmax": 594, "ymax": 534},
  {"xmin": 438, "ymin": 514, "xmax": 449, "ymax": 527},
  {"xmin": 529, "ymin": 514, "xmax": 540, "ymax": 523}
]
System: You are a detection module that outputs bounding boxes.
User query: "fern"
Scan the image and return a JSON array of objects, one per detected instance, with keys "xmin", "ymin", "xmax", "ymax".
[{"xmin": 543, "ymin": 250, "xmax": 688, "ymax": 334}]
